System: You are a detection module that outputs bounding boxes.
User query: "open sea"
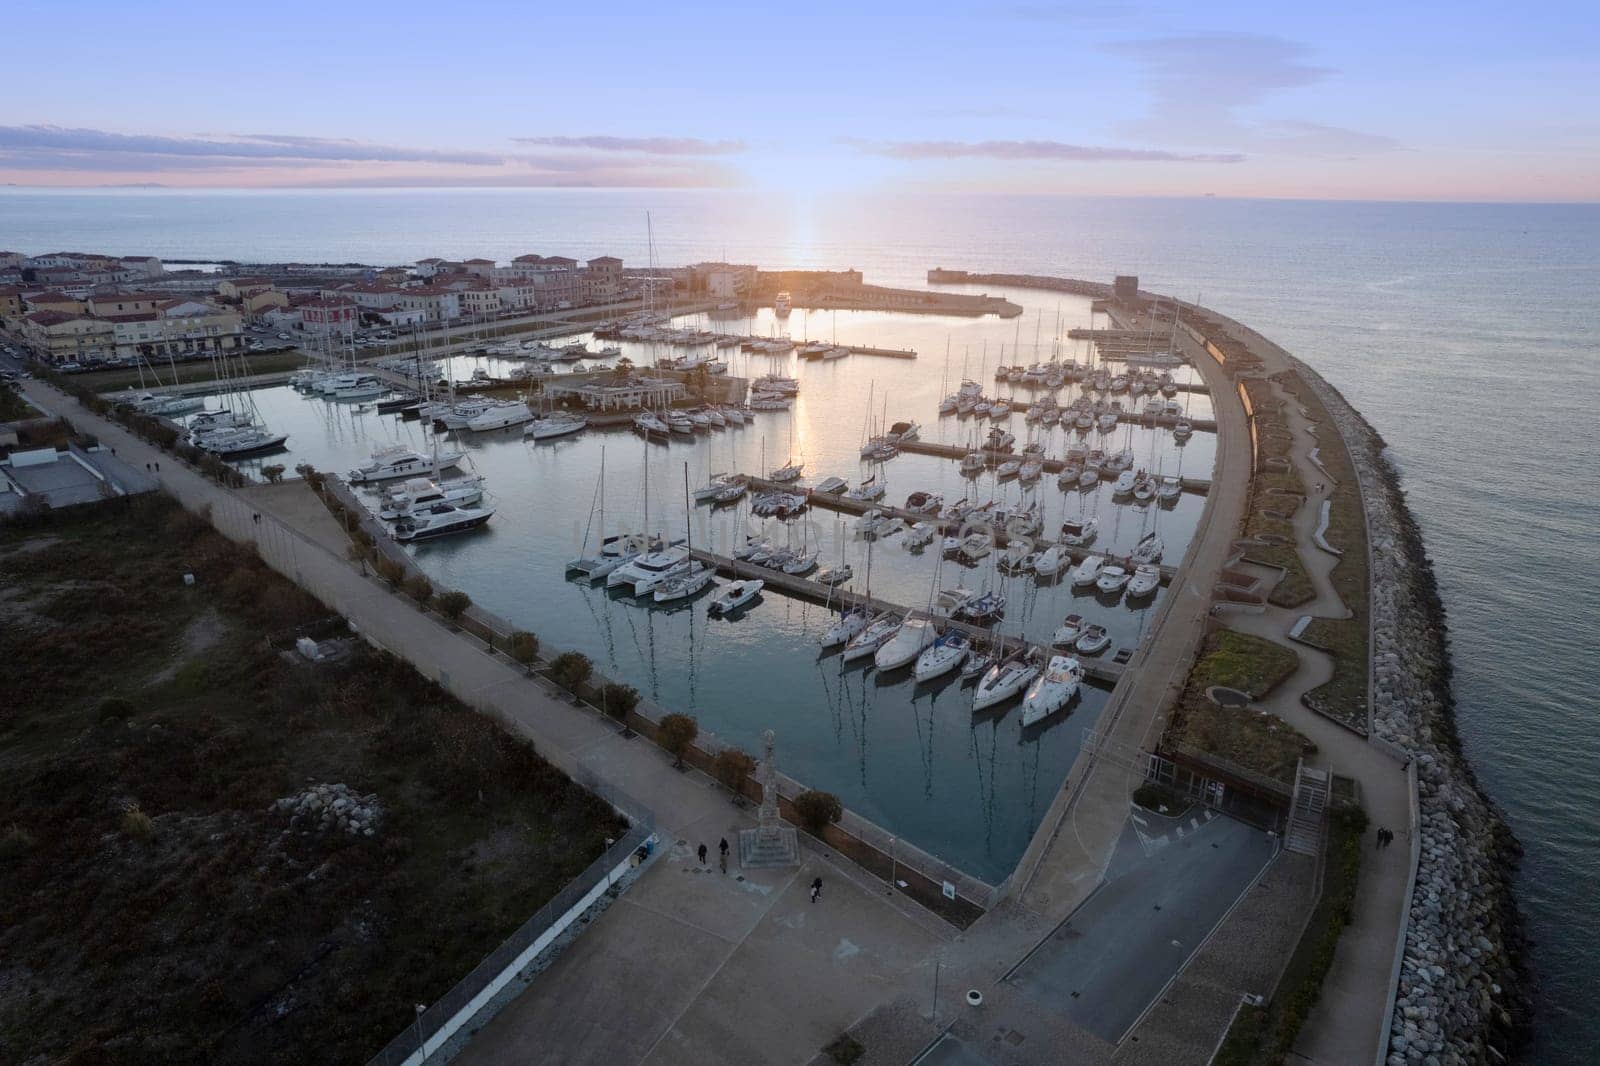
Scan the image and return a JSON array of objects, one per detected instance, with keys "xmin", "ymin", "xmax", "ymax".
[{"xmin": 3, "ymin": 189, "xmax": 1594, "ymax": 1058}]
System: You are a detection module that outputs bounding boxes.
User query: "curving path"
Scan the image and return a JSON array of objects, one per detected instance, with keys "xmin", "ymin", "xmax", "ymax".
[{"xmin": 1215, "ymin": 375, "xmax": 1411, "ymax": 1065}]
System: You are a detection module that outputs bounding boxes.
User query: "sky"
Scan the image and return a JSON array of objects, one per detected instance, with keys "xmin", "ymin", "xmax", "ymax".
[{"xmin": 3, "ymin": 0, "xmax": 1597, "ymax": 201}]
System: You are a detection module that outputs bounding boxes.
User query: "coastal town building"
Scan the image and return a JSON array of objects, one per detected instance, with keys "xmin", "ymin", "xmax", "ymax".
[
  {"xmin": 300, "ymin": 297, "xmax": 360, "ymax": 337},
  {"xmin": 545, "ymin": 375, "xmax": 685, "ymax": 411}
]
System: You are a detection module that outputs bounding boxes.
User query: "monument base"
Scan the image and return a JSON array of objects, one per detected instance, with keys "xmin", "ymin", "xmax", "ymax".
[{"xmin": 739, "ymin": 826, "xmax": 800, "ymax": 869}]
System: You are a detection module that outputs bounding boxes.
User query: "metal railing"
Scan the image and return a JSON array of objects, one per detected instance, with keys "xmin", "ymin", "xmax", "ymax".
[{"xmin": 367, "ymin": 821, "xmax": 654, "ymax": 1066}]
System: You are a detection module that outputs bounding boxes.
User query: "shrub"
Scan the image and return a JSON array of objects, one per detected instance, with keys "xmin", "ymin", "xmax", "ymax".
[
  {"xmin": 658, "ymin": 713, "xmax": 699, "ymax": 769},
  {"xmin": 714, "ymin": 748, "xmax": 756, "ymax": 797},
  {"xmin": 403, "ymin": 574, "xmax": 434, "ymax": 606},
  {"xmin": 550, "ymin": 651, "xmax": 592, "ymax": 694},
  {"xmin": 600, "ymin": 682, "xmax": 638, "ymax": 723},
  {"xmin": 373, "ymin": 556, "xmax": 406, "ymax": 588},
  {"xmin": 436, "ymin": 589, "xmax": 471, "ymax": 622},
  {"xmin": 794, "ymin": 790, "xmax": 842, "ymax": 835},
  {"xmin": 97, "ymin": 696, "xmax": 137, "ymax": 723},
  {"xmin": 823, "ymin": 1034, "xmax": 865, "ymax": 1066},
  {"xmin": 260, "ymin": 464, "xmax": 285, "ymax": 484},
  {"xmin": 120, "ymin": 807, "xmax": 154, "ymax": 841},
  {"xmin": 0, "ymin": 825, "xmax": 35, "ymax": 861},
  {"xmin": 508, "ymin": 631, "xmax": 541, "ymax": 673}
]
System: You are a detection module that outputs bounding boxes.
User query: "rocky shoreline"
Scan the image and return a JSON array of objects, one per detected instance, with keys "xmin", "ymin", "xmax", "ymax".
[{"xmin": 1289, "ymin": 357, "xmax": 1530, "ymax": 1064}]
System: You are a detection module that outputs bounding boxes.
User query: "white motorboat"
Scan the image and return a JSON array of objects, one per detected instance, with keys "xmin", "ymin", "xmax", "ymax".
[
  {"xmin": 813, "ymin": 476, "xmax": 848, "ymax": 495},
  {"xmin": 1021, "ymin": 656, "xmax": 1084, "ymax": 727},
  {"xmin": 692, "ymin": 473, "xmax": 742, "ymax": 501},
  {"xmin": 709, "ymin": 579, "xmax": 764, "ymax": 614},
  {"xmin": 989, "ymin": 399, "xmax": 1011, "ymax": 419},
  {"xmin": 904, "ymin": 491, "xmax": 943, "ymax": 514},
  {"xmin": 1158, "ymin": 475, "xmax": 1183, "ymax": 502},
  {"xmin": 334, "ymin": 375, "xmax": 386, "ymax": 401},
  {"xmin": 973, "ymin": 652, "xmax": 1040, "ymax": 712},
  {"xmin": 1173, "ymin": 420, "xmax": 1194, "ymax": 441},
  {"xmin": 1112, "ymin": 469, "xmax": 1137, "ymax": 496},
  {"xmin": 392, "ymin": 501, "xmax": 494, "ymax": 541},
  {"xmin": 996, "ymin": 459, "xmax": 1022, "ymax": 480},
  {"xmin": 874, "ymin": 616, "xmax": 938, "ymax": 671},
  {"xmin": 1078, "ymin": 467, "xmax": 1099, "ymax": 489},
  {"xmin": 668, "ymin": 414, "xmax": 695, "ymax": 435},
  {"xmin": 751, "ymin": 492, "xmax": 806, "ymax": 517},
  {"xmin": 350, "ymin": 445, "xmax": 464, "ymax": 484},
  {"xmin": 434, "ymin": 398, "xmax": 500, "ymax": 428},
  {"xmin": 820, "ymin": 606, "xmax": 870, "ymax": 647},
  {"xmin": 1131, "ymin": 533, "xmax": 1165, "ymax": 564},
  {"xmin": 914, "ymin": 631, "xmax": 971, "ymax": 683},
  {"xmin": 1075, "ymin": 624, "xmax": 1111, "ymax": 655},
  {"xmin": 525, "ymin": 413, "xmax": 588, "ymax": 440},
  {"xmin": 843, "ymin": 612, "xmax": 901, "ymax": 662},
  {"xmin": 1096, "ymin": 565, "xmax": 1130, "ymax": 594},
  {"xmin": 1098, "ymin": 412, "xmax": 1119, "ymax": 433},
  {"xmin": 607, "ymin": 545, "xmax": 690, "ymax": 591},
  {"xmin": 1019, "ymin": 459, "xmax": 1043, "ymax": 483},
  {"xmin": 816, "ymin": 564, "xmax": 853, "ymax": 586},
  {"xmin": 1033, "ymin": 544, "xmax": 1067, "ymax": 578},
  {"xmin": 1070, "ymin": 554, "xmax": 1106, "ymax": 587},
  {"xmin": 770, "ymin": 460, "xmax": 804, "ymax": 482},
  {"xmin": 939, "ymin": 394, "xmax": 959, "ymax": 415},
  {"xmin": 1060, "ymin": 516, "xmax": 1099, "ymax": 547},
  {"xmin": 1127, "ymin": 563, "xmax": 1161, "ymax": 598},
  {"xmin": 193, "ymin": 424, "xmax": 289, "ymax": 458},
  {"xmin": 1132, "ymin": 474, "xmax": 1156, "ymax": 503},
  {"xmin": 466, "ymin": 402, "xmax": 535, "ymax": 432},
  {"xmin": 855, "ymin": 509, "xmax": 892, "ymax": 538},
  {"xmin": 634, "ymin": 412, "xmax": 669, "ymax": 437},
  {"xmin": 934, "ymin": 586, "xmax": 976, "ymax": 618},
  {"xmin": 1052, "ymin": 613, "xmax": 1086, "ymax": 647},
  {"xmin": 718, "ymin": 404, "xmax": 747, "ymax": 426},
  {"xmin": 959, "ymin": 531, "xmax": 993, "ymax": 561},
  {"xmin": 998, "ymin": 541, "xmax": 1035, "ymax": 573},
  {"xmin": 960, "ymin": 451, "xmax": 985, "ymax": 476},
  {"xmin": 378, "ymin": 475, "xmax": 486, "ymax": 519},
  {"xmin": 886, "ymin": 420, "xmax": 921, "ymax": 443},
  {"xmin": 653, "ymin": 562, "xmax": 715, "ymax": 603},
  {"xmin": 904, "ymin": 521, "xmax": 936, "ymax": 550}
]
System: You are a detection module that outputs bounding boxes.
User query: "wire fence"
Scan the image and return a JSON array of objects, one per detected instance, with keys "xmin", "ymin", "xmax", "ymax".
[{"xmin": 366, "ymin": 821, "xmax": 654, "ymax": 1066}]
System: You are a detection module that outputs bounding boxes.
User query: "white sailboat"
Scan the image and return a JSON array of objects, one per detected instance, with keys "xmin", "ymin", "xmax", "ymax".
[{"xmin": 1020, "ymin": 656, "xmax": 1084, "ymax": 727}]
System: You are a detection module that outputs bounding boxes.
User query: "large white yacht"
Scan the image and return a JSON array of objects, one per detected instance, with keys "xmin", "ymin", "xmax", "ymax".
[
  {"xmin": 606, "ymin": 545, "xmax": 691, "ymax": 595},
  {"xmin": 392, "ymin": 500, "xmax": 494, "ymax": 541},
  {"xmin": 378, "ymin": 475, "xmax": 486, "ymax": 520},
  {"xmin": 349, "ymin": 445, "xmax": 465, "ymax": 484}
]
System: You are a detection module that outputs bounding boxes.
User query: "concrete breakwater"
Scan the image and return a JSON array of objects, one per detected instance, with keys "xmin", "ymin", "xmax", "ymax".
[{"xmin": 1289, "ymin": 358, "xmax": 1529, "ymax": 1064}]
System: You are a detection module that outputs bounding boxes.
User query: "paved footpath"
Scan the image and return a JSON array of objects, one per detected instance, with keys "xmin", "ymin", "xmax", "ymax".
[{"xmin": 24, "ymin": 379, "xmax": 951, "ymax": 1066}]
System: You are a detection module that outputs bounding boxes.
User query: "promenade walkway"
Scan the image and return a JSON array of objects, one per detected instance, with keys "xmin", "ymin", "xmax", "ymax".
[{"xmin": 22, "ymin": 379, "xmax": 952, "ymax": 1066}]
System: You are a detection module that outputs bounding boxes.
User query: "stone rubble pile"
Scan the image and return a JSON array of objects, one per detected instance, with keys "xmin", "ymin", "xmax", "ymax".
[
  {"xmin": 1292, "ymin": 358, "xmax": 1526, "ymax": 1065},
  {"xmin": 273, "ymin": 782, "xmax": 383, "ymax": 837}
]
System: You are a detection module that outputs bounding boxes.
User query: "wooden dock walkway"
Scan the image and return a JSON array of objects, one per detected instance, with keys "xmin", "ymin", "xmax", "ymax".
[
  {"xmin": 688, "ymin": 547, "xmax": 1127, "ymax": 685},
  {"xmin": 892, "ymin": 439, "xmax": 1213, "ymax": 490}
]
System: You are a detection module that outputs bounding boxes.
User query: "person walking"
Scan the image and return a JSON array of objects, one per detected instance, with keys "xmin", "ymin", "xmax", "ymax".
[
  {"xmin": 718, "ymin": 837, "xmax": 729, "ymax": 873},
  {"xmin": 697, "ymin": 843, "xmax": 708, "ymax": 865},
  {"xmin": 810, "ymin": 876, "xmax": 823, "ymax": 904},
  {"xmin": 1375, "ymin": 828, "xmax": 1385, "ymax": 850}
]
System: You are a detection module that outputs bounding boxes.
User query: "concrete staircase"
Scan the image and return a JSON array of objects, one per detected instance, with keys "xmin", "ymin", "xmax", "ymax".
[{"xmin": 1285, "ymin": 760, "xmax": 1330, "ymax": 856}]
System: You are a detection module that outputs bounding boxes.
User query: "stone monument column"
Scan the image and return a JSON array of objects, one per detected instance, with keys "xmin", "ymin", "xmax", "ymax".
[{"xmin": 739, "ymin": 729, "xmax": 799, "ymax": 868}]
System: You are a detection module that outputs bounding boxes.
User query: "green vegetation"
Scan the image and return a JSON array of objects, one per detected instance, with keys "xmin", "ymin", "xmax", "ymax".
[
  {"xmin": 0, "ymin": 384, "xmax": 40, "ymax": 422},
  {"xmin": 70, "ymin": 350, "xmax": 308, "ymax": 392},
  {"xmin": 714, "ymin": 747, "xmax": 757, "ymax": 798},
  {"xmin": 550, "ymin": 650, "xmax": 593, "ymax": 694},
  {"xmin": 658, "ymin": 713, "xmax": 699, "ymax": 769},
  {"xmin": 436, "ymin": 588, "xmax": 472, "ymax": 623},
  {"xmin": 794, "ymin": 790, "xmax": 843, "ymax": 835},
  {"xmin": 507, "ymin": 630, "xmax": 540, "ymax": 674},
  {"xmin": 403, "ymin": 573, "xmax": 434, "ymax": 607},
  {"xmin": 1239, "ymin": 378, "xmax": 1315, "ymax": 609},
  {"xmin": 1164, "ymin": 629, "xmax": 1314, "ymax": 786},
  {"xmin": 1214, "ymin": 806, "xmax": 1369, "ymax": 1065},
  {"xmin": 823, "ymin": 1033, "xmax": 865, "ymax": 1065},
  {"xmin": 1188, "ymin": 630, "xmax": 1301, "ymax": 699},
  {"xmin": 0, "ymin": 495, "xmax": 625, "ymax": 1063},
  {"xmin": 599, "ymin": 682, "xmax": 638, "ymax": 724}
]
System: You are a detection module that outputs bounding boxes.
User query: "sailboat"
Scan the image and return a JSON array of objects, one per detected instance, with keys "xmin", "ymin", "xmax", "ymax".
[
  {"xmin": 654, "ymin": 464, "xmax": 715, "ymax": 603},
  {"xmin": 1021, "ymin": 656, "xmax": 1084, "ymax": 727}
]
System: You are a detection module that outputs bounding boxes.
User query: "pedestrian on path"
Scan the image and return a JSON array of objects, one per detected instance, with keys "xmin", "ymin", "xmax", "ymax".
[
  {"xmin": 718, "ymin": 838, "xmax": 729, "ymax": 873},
  {"xmin": 697, "ymin": 843, "xmax": 707, "ymax": 865},
  {"xmin": 810, "ymin": 876, "xmax": 823, "ymax": 904},
  {"xmin": 1375, "ymin": 828, "xmax": 1384, "ymax": 850}
]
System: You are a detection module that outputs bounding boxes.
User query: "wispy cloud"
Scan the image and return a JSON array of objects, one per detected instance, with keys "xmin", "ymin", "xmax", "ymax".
[
  {"xmin": 997, "ymin": 3, "xmax": 1136, "ymax": 21},
  {"xmin": 0, "ymin": 125, "xmax": 504, "ymax": 166},
  {"xmin": 846, "ymin": 137, "xmax": 1243, "ymax": 163},
  {"xmin": 1109, "ymin": 35, "xmax": 1400, "ymax": 156},
  {"xmin": 510, "ymin": 135, "xmax": 746, "ymax": 155}
]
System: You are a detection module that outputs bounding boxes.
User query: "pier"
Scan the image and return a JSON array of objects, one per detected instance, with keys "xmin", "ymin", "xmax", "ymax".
[
  {"xmin": 687, "ymin": 547, "xmax": 1127, "ymax": 685},
  {"xmin": 892, "ymin": 438, "xmax": 1214, "ymax": 487}
]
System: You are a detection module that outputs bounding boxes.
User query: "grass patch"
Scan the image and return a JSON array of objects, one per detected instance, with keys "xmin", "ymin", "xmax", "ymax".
[
  {"xmin": 1189, "ymin": 630, "xmax": 1301, "ymax": 700},
  {"xmin": 72, "ymin": 350, "xmax": 308, "ymax": 393},
  {"xmin": 1213, "ymin": 806, "xmax": 1369, "ymax": 1065},
  {"xmin": 0, "ymin": 494, "xmax": 626, "ymax": 1063}
]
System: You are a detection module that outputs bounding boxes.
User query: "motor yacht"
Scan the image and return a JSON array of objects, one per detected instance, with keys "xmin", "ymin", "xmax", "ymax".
[
  {"xmin": 939, "ymin": 394, "xmax": 959, "ymax": 415},
  {"xmin": 843, "ymin": 612, "xmax": 902, "ymax": 662},
  {"xmin": 193, "ymin": 424, "xmax": 289, "ymax": 458},
  {"xmin": 973, "ymin": 652, "xmax": 1040, "ymax": 712},
  {"xmin": 773, "ymin": 291, "xmax": 792, "ymax": 316},
  {"xmin": 1158, "ymin": 476, "xmax": 1183, "ymax": 502},
  {"xmin": 845, "ymin": 477, "xmax": 886, "ymax": 502},
  {"xmin": 816, "ymin": 564, "xmax": 853, "ymax": 587},
  {"xmin": 1052, "ymin": 613, "xmax": 1086, "ymax": 647},
  {"xmin": 904, "ymin": 521, "xmax": 936, "ymax": 550},
  {"xmin": 466, "ymin": 402, "xmax": 536, "ymax": 432},
  {"xmin": 960, "ymin": 451, "xmax": 986, "ymax": 476},
  {"xmin": 914, "ymin": 631, "xmax": 971, "ymax": 683},
  {"xmin": 1021, "ymin": 656, "xmax": 1084, "ymax": 727},
  {"xmin": 1075, "ymin": 624, "xmax": 1111, "ymax": 655},
  {"xmin": 1070, "ymin": 554, "xmax": 1106, "ymax": 587},
  {"xmin": 1060, "ymin": 516, "xmax": 1099, "ymax": 547},
  {"xmin": 989, "ymin": 400, "xmax": 1011, "ymax": 419},
  {"xmin": 1096, "ymin": 565, "xmax": 1130, "ymax": 594},
  {"xmin": 751, "ymin": 492, "xmax": 806, "ymax": 517},
  {"xmin": 349, "ymin": 445, "xmax": 464, "ymax": 484},
  {"xmin": 812, "ymin": 476, "xmax": 848, "ymax": 495},
  {"xmin": 334, "ymin": 375, "xmax": 386, "ymax": 401},
  {"xmin": 378, "ymin": 475, "xmax": 485, "ymax": 520},
  {"xmin": 1127, "ymin": 563, "xmax": 1161, "ymax": 598},
  {"xmin": 905, "ymin": 491, "xmax": 943, "ymax": 514},
  {"xmin": 959, "ymin": 531, "xmax": 992, "ymax": 561},
  {"xmin": 874, "ymin": 616, "xmax": 938, "ymax": 671},
  {"xmin": 934, "ymin": 586, "xmax": 976, "ymax": 618},
  {"xmin": 1033, "ymin": 544, "xmax": 1067, "ymax": 578},
  {"xmin": 1173, "ymin": 420, "xmax": 1193, "ymax": 441},
  {"xmin": 710, "ymin": 579, "xmax": 764, "ymax": 614},
  {"xmin": 392, "ymin": 500, "xmax": 494, "ymax": 542}
]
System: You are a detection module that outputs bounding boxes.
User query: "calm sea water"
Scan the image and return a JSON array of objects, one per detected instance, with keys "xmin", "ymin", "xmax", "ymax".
[{"xmin": 4, "ymin": 190, "xmax": 1595, "ymax": 1056}]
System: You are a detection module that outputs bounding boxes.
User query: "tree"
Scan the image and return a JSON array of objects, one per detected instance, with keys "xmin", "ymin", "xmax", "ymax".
[
  {"xmin": 437, "ymin": 589, "xmax": 471, "ymax": 622},
  {"xmin": 550, "ymin": 651, "xmax": 592, "ymax": 694},
  {"xmin": 508, "ymin": 631, "xmax": 541, "ymax": 674},
  {"xmin": 793, "ymin": 790, "xmax": 842, "ymax": 835},
  {"xmin": 373, "ymin": 555, "xmax": 405, "ymax": 588},
  {"xmin": 600, "ymin": 682, "xmax": 638, "ymax": 723},
  {"xmin": 658, "ymin": 713, "xmax": 699, "ymax": 770},
  {"xmin": 714, "ymin": 747, "xmax": 756, "ymax": 799},
  {"xmin": 260, "ymin": 464, "xmax": 285, "ymax": 484},
  {"xmin": 403, "ymin": 573, "xmax": 434, "ymax": 607}
]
